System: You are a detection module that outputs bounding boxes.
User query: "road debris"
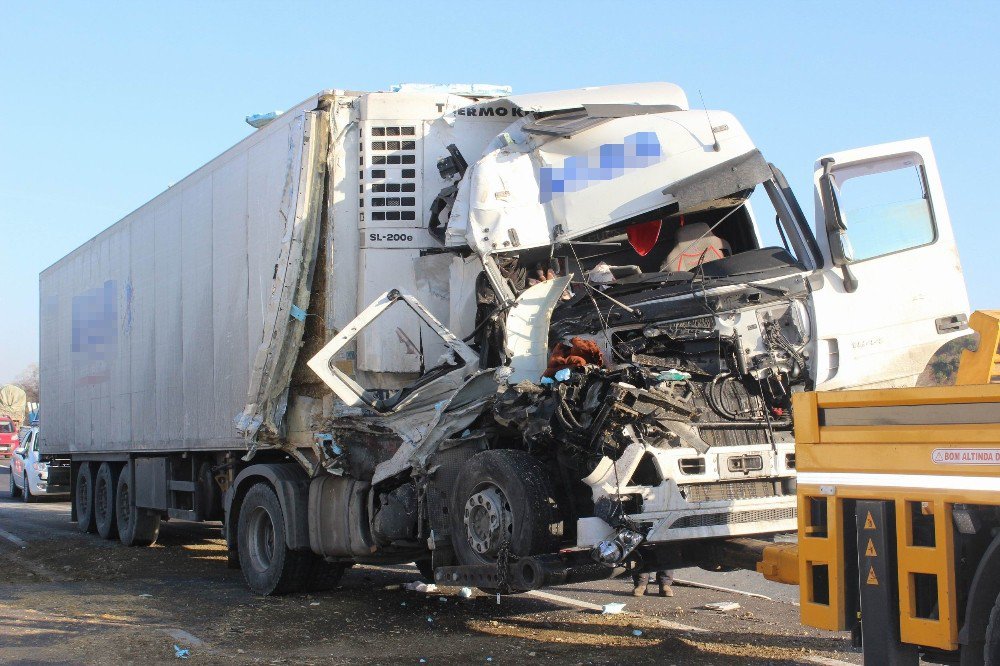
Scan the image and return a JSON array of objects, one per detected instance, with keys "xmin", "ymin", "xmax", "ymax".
[
  {"xmin": 703, "ymin": 601, "xmax": 741, "ymax": 612},
  {"xmin": 173, "ymin": 645, "xmax": 190, "ymax": 659},
  {"xmin": 405, "ymin": 581, "xmax": 438, "ymax": 593},
  {"xmin": 601, "ymin": 602, "xmax": 626, "ymax": 615}
]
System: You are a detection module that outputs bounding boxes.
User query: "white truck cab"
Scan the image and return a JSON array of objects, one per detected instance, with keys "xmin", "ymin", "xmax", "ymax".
[{"xmin": 300, "ymin": 82, "xmax": 969, "ymax": 582}]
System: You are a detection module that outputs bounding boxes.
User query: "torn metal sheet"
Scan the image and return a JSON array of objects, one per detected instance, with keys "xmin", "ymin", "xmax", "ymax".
[
  {"xmin": 235, "ymin": 109, "xmax": 330, "ymax": 441},
  {"xmin": 504, "ymin": 276, "xmax": 572, "ymax": 384}
]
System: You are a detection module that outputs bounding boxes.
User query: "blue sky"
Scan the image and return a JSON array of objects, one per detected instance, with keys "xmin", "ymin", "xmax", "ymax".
[{"xmin": 1, "ymin": 1, "xmax": 998, "ymax": 382}]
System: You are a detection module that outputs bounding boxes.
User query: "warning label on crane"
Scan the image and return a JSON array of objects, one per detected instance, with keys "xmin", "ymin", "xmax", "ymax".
[
  {"xmin": 867, "ymin": 566, "xmax": 879, "ymax": 586},
  {"xmin": 865, "ymin": 539, "xmax": 878, "ymax": 557},
  {"xmin": 864, "ymin": 512, "xmax": 877, "ymax": 530}
]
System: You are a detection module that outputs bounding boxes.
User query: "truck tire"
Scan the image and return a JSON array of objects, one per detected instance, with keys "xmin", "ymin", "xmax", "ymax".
[
  {"xmin": 94, "ymin": 463, "xmax": 119, "ymax": 539},
  {"xmin": 116, "ymin": 463, "xmax": 160, "ymax": 547},
  {"xmin": 75, "ymin": 463, "xmax": 97, "ymax": 533},
  {"xmin": 237, "ymin": 482, "xmax": 312, "ymax": 595},
  {"xmin": 986, "ymin": 589, "xmax": 1000, "ymax": 665},
  {"xmin": 449, "ymin": 450, "xmax": 561, "ymax": 576},
  {"xmin": 9, "ymin": 467, "xmax": 21, "ymax": 498}
]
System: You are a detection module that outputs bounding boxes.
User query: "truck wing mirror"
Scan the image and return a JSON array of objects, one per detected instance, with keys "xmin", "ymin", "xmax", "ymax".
[{"xmin": 819, "ymin": 157, "xmax": 859, "ymax": 292}]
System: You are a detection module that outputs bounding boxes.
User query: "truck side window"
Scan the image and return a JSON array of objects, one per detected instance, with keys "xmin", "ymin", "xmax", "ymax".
[{"xmin": 834, "ymin": 160, "xmax": 936, "ymax": 262}]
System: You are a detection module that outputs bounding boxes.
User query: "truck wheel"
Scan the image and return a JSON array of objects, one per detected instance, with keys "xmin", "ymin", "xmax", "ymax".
[
  {"xmin": 449, "ymin": 450, "xmax": 561, "ymax": 579},
  {"xmin": 986, "ymin": 590, "xmax": 1000, "ymax": 665},
  {"xmin": 94, "ymin": 463, "xmax": 119, "ymax": 539},
  {"xmin": 237, "ymin": 482, "xmax": 312, "ymax": 595},
  {"xmin": 75, "ymin": 464, "xmax": 97, "ymax": 533},
  {"xmin": 9, "ymin": 467, "xmax": 22, "ymax": 498},
  {"xmin": 116, "ymin": 463, "xmax": 160, "ymax": 546}
]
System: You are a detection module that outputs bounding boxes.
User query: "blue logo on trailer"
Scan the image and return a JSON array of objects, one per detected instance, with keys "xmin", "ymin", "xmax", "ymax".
[
  {"xmin": 539, "ymin": 132, "xmax": 663, "ymax": 204},
  {"xmin": 71, "ymin": 280, "xmax": 118, "ymax": 385}
]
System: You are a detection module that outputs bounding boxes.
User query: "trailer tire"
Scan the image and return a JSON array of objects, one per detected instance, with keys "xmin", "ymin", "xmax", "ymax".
[
  {"xmin": 8, "ymin": 466, "xmax": 21, "ymax": 498},
  {"xmin": 237, "ymin": 482, "xmax": 312, "ymax": 595},
  {"xmin": 449, "ymin": 449, "xmax": 561, "ymax": 587},
  {"xmin": 986, "ymin": 590, "xmax": 1000, "ymax": 665},
  {"xmin": 116, "ymin": 463, "xmax": 160, "ymax": 547},
  {"xmin": 75, "ymin": 463, "xmax": 97, "ymax": 533},
  {"xmin": 94, "ymin": 463, "xmax": 119, "ymax": 539}
]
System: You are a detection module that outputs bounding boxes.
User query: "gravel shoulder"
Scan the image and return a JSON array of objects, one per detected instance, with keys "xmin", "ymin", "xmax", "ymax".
[{"xmin": 0, "ymin": 466, "xmax": 859, "ymax": 665}]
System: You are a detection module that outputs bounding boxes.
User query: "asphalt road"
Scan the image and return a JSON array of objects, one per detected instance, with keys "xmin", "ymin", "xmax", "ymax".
[{"xmin": 0, "ymin": 464, "xmax": 861, "ymax": 665}]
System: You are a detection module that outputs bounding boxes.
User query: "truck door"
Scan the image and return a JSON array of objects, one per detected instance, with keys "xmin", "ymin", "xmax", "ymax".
[{"xmin": 808, "ymin": 137, "xmax": 970, "ymax": 390}]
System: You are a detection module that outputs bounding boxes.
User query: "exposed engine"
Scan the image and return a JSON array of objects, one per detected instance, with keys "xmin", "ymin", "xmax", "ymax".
[{"xmin": 495, "ymin": 297, "xmax": 810, "ymax": 469}]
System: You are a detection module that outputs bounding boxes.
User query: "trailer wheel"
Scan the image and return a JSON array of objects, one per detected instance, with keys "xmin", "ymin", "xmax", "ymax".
[
  {"xmin": 75, "ymin": 463, "xmax": 97, "ymax": 533},
  {"xmin": 986, "ymin": 590, "xmax": 1000, "ymax": 665},
  {"xmin": 116, "ymin": 463, "xmax": 160, "ymax": 547},
  {"xmin": 449, "ymin": 450, "xmax": 561, "ymax": 584},
  {"xmin": 9, "ymin": 466, "xmax": 22, "ymax": 498},
  {"xmin": 237, "ymin": 482, "xmax": 312, "ymax": 595},
  {"xmin": 94, "ymin": 463, "xmax": 119, "ymax": 539}
]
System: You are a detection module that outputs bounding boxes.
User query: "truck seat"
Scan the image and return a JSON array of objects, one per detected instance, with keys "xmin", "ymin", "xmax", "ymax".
[{"xmin": 661, "ymin": 223, "xmax": 731, "ymax": 272}]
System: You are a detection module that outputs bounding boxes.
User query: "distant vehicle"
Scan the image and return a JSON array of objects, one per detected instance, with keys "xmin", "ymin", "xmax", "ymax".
[
  {"xmin": 0, "ymin": 417, "xmax": 18, "ymax": 464},
  {"xmin": 8, "ymin": 427, "xmax": 70, "ymax": 501}
]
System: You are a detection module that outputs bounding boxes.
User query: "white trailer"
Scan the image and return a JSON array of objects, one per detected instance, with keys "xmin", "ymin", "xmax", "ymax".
[{"xmin": 39, "ymin": 83, "xmax": 971, "ymax": 594}]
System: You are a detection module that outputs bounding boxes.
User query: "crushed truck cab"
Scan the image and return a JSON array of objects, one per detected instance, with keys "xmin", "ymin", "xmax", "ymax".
[{"xmin": 39, "ymin": 82, "xmax": 972, "ymax": 596}]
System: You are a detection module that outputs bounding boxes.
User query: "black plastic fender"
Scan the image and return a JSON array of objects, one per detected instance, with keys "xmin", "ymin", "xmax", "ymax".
[{"xmin": 224, "ymin": 463, "xmax": 312, "ymax": 559}]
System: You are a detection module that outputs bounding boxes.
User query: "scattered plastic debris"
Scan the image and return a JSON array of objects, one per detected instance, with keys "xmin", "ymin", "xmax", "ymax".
[
  {"xmin": 458, "ymin": 587, "xmax": 473, "ymax": 599},
  {"xmin": 486, "ymin": 658, "xmax": 493, "ymax": 663},
  {"xmin": 173, "ymin": 645, "xmax": 190, "ymax": 659},
  {"xmin": 309, "ymin": 602, "xmax": 320, "ymax": 606},
  {"xmin": 385, "ymin": 584, "xmax": 401, "ymax": 591},
  {"xmin": 554, "ymin": 368, "xmax": 571, "ymax": 382},
  {"xmin": 245, "ymin": 111, "xmax": 283, "ymax": 129},
  {"xmin": 405, "ymin": 581, "xmax": 438, "ymax": 593},
  {"xmin": 139, "ymin": 593, "xmax": 152, "ymax": 598},
  {"xmin": 419, "ymin": 660, "xmax": 427, "ymax": 664},
  {"xmin": 632, "ymin": 629, "xmax": 643, "ymax": 637},
  {"xmin": 601, "ymin": 602, "xmax": 626, "ymax": 615},
  {"xmin": 439, "ymin": 596, "xmax": 448, "ymax": 603},
  {"xmin": 426, "ymin": 616, "xmax": 434, "ymax": 623},
  {"xmin": 656, "ymin": 369, "xmax": 692, "ymax": 381},
  {"xmin": 703, "ymin": 601, "xmax": 741, "ymax": 612},
  {"xmin": 539, "ymin": 376, "xmax": 555, "ymax": 385}
]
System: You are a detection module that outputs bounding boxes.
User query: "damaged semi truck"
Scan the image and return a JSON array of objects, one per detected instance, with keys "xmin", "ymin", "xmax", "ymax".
[{"xmin": 39, "ymin": 82, "xmax": 971, "ymax": 594}]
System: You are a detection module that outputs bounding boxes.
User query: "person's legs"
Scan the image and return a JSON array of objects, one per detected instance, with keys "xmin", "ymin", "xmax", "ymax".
[
  {"xmin": 632, "ymin": 571, "xmax": 651, "ymax": 596},
  {"xmin": 656, "ymin": 570, "xmax": 675, "ymax": 597}
]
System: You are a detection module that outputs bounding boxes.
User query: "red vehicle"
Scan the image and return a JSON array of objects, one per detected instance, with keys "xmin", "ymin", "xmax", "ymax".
[{"xmin": 0, "ymin": 417, "xmax": 18, "ymax": 462}]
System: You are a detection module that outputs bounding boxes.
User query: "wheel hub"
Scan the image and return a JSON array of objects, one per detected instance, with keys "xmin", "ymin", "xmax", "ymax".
[
  {"xmin": 247, "ymin": 506, "xmax": 276, "ymax": 573},
  {"xmin": 463, "ymin": 484, "xmax": 513, "ymax": 558}
]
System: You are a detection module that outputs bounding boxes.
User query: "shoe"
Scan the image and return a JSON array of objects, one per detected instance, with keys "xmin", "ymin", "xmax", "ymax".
[
  {"xmin": 658, "ymin": 583, "xmax": 674, "ymax": 597},
  {"xmin": 632, "ymin": 584, "xmax": 646, "ymax": 597}
]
